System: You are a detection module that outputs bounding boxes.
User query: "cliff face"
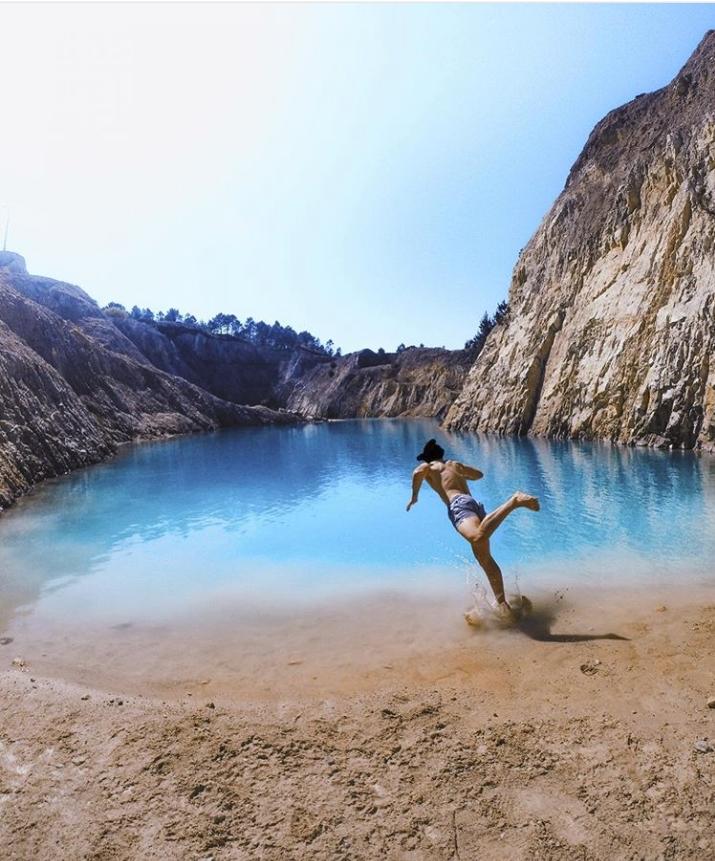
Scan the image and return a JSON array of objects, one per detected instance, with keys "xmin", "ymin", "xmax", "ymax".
[
  {"xmin": 110, "ymin": 319, "xmax": 470, "ymax": 418},
  {"xmin": 0, "ymin": 252, "xmax": 469, "ymax": 508},
  {"xmin": 446, "ymin": 32, "xmax": 715, "ymax": 450},
  {"xmin": 0, "ymin": 254, "xmax": 296, "ymax": 509},
  {"xmin": 111, "ymin": 320, "xmax": 470, "ymax": 420},
  {"xmin": 280, "ymin": 347, "xmax": 471, "ymax": 420},
  {"xmin": 114, "ymin": 318, "xmax": 287, "ymax": 407}
]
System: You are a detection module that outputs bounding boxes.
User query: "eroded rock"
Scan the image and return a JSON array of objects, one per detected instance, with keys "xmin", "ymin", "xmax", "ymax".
[{"xmin": 446, "ymin": 32, "xmax": 715, "ymax": 452}]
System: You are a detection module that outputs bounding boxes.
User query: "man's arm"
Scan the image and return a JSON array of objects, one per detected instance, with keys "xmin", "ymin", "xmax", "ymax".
[
  {"xmin": 406, "ymin": 464, "xmax": 429, "ymax": 511},
  {"xmin": 453, "ymin": 461, "xmax": 483, "ymax": 481}
]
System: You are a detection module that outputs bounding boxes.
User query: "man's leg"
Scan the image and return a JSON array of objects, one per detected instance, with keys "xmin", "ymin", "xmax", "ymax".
[
  {"xmin": 456, "ymin": 493, "xmax": 538, "ymax": 610},
  {"xmin": 472, "ymin": 491, "xmax": 539, "ymax": 542},
  {"xmin": 471, "ymin": 537, "xmax": 509, "ymax": 605}
]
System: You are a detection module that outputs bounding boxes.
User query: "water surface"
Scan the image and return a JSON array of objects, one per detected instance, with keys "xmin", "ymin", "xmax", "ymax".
[{"xmin": 1, "ymin": 419, "xmax": 714, "ymax": 633}]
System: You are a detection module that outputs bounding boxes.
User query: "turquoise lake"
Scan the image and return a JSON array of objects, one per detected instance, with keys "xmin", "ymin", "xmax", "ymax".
[{"xmin": 1, "ymin": 419, "xmax": 714, "ymax": 630}]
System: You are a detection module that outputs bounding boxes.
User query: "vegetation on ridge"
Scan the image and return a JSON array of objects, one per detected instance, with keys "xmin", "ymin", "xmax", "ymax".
[
  {"xmin": 464, "ymin": 300, "xmax": 509, "ymax": 360},
  {"xmin": 104, "ymin": 303, "xmax": 339, "ymax": 357},
  {"xmin": 103, "ymin": 298, "xmax": 509, "ymax": 362}
]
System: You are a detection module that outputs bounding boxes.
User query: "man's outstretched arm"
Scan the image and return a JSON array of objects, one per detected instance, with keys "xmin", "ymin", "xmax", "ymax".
[
  {"xmin": 406, "ymin": 464, "xmax": 429, "ymax": 511},
  {"xmin": 454, "ymin": 462, "xmax": 483, "ymax": 480}
]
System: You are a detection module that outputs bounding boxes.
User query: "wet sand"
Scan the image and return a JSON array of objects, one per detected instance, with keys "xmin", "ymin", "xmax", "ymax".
[{"xmin": 1, "ymin": 584, "xmax": 714, "ymax": 859}]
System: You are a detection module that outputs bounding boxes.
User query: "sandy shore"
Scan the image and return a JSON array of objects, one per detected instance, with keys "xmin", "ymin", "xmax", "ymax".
[{"xmin": 1, "ymin": 585, "xmax": 714, "ymax": 859}]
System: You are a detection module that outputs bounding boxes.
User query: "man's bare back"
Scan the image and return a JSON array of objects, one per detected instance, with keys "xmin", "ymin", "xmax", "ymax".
[{"xmin": 412, "ymin": 459, "xmax": 483, "ymax": 507}]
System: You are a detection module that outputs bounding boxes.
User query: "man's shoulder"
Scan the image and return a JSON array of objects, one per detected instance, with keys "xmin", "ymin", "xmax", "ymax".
[{"xmin": 414, "ymin": 461, "xmax": 444, "ymax": 475}]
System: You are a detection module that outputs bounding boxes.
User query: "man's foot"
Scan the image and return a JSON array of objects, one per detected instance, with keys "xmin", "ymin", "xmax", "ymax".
[
  {"xmin": 513, "ymin": 491, "xmax": 540, "ymax": 511},
  {"xmin": 494, "ymin": 601, "xmax": 518, "ymax": 623}
]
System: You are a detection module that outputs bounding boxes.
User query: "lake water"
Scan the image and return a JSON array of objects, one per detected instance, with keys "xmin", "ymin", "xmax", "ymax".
[{"xmin": 1, "ymin": 418, "xmax": 714, "ymax": 637}]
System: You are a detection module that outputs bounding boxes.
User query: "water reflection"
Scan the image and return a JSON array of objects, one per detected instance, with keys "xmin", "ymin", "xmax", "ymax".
[
  {"xmin": 441, "ymin": 429, "xmax": 715, "ymax": 565},
  {"xmin": 0, "ymin": 420, "xmax": 714, "ymax": 629}
]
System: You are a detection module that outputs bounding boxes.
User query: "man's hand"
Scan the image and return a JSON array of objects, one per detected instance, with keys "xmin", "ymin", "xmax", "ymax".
[{"xmin": 407, "ymin": 463, "xmax": 428, "ymax": 512}]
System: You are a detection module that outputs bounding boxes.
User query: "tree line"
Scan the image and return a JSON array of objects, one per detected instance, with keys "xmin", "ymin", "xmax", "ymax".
[
  {"xmin": 464, "ymin": 300, "xmax": 509, "ymax": 360},
  {"xmin": 103, "ymin": 303, "xmax": 338, "ymax": 357},
  {"xmin": 103, "ymin": 297, "xmax": 509, "ymax": 360},
  {"xmin": 395, "ymin": 300, "xmax": 509, "ymax": 359}
]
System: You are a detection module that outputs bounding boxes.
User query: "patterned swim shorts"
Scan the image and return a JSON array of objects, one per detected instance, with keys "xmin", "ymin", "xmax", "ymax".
[{"xmin": 447, "ymin": 494, "xmax": 486, "ymax": 531}]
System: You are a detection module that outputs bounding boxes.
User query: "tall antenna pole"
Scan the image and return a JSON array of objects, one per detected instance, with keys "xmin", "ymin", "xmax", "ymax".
[{"xmin": 1, "ymin": 210, "xmax": 8, "ymax": 252}]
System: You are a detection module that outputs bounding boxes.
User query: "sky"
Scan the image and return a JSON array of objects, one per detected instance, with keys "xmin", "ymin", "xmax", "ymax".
[{"xmin": 0, "ymin": 4, "xmax": 712, "ymax": 353}]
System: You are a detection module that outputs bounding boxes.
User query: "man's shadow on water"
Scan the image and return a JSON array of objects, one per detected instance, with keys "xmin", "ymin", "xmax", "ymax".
[{"xmin": 514, "ymin": 600, "xmax": 630, "ymax": 643}]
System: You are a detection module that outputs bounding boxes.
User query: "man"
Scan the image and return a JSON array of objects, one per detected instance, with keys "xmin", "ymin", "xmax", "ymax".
[{"xmin": 406, "ymin": 438, "xmax": 539, "ymax": 618}]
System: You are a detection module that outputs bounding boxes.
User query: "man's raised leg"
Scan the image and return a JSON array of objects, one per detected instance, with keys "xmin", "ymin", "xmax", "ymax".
[
  {"xmin": 474, "ymin": 491, "xmax": 539, "ymax": 542},
  {"xmin": 457, "ymin": 492, "xmax": 539, "ymax": 613}
]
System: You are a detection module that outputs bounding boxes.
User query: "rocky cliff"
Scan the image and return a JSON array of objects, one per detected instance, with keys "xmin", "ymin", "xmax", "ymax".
[
  {"xmin": 280, "ymin": 347, "xmax": 471, "ymax": 420},
  {"xmin": 0, "ymin": 252, "xmax": 469, "ymax": 508},
  {"xmin": 446, "ymin": 31, "xmax": 715, "ymax": 450},
  {"xmin": 113, "ymin": 318, "xmax": 288, "ymax": 407},
  {"xmin": 110, "ymin": 319, "xmax": 471, "ymax": 419},
  {"xmin": 0, "ymin": 253, "xmax": 296, "ymax": 509}
]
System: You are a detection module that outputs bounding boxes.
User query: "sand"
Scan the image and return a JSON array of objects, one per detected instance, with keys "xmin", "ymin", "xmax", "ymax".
[{"xmin": 1, "ymin": 584, "xmax": 713, "ymax": 860}]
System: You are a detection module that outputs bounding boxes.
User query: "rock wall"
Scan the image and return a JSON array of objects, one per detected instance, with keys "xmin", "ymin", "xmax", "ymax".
[
  {"xmin": 110, "ymin": 320, "xmax": 470, "ymax": 419},
  {"xmin": 0, "ymin": 252, "xmax": 470, "ymax": 508},
  {"xmin": 0, "ymin": 254, "xmax": 296, "ymax": 509},
  {"xmin": 114, "ymin": 318, "xmax": 287, "ymax": 407},
  {"xmin": 446, "ymin": 31, "xmax": 715, "ymax": 450},
  {"xmin": 280, "ymin": 347, "xmax": 471, "ymax": 420},
  {"xmin": 111, "ymin": 322, "xmax": 471, "ymax": 420}
]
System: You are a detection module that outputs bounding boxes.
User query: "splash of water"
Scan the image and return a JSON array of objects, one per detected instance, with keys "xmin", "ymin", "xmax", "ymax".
[{"xmin": 463, "ymin": 564, "xmax": 529, "ymax": 627}]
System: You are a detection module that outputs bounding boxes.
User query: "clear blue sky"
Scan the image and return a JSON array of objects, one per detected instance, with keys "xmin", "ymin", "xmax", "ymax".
[{"xmin": 0, "ymin": 4, "xmax": 712, "ymax": 352}]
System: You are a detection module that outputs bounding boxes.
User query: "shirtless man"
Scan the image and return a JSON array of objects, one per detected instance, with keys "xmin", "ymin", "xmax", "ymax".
[{"xmin": 406, "ymin": 438, "xmax": 540, "ymax": 616}]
